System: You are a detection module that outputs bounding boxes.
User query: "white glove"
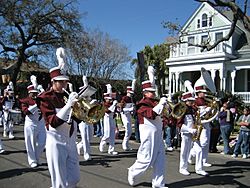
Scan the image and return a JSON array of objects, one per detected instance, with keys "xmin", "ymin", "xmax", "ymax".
[
  {"xmin": 108, "ymin": 100, "xmax": 118, "ymax": 112},
  {"xmin": 189, "ymin": 128, "xmax": 197, "ymax": 135},
  {"xmin": 66, "ymin": 92, "xmax": 78, "ymax": 107},
  {"xmin": 28, "ymin": 104, "xmax": 38, "ymax": 114},
  {"xmin": 159, "ymin": 97, "xmax": 167, "ymax": 105},
  {"xmin": 205, "ymin": 107, "xmax": 212, "ymax": 112}
]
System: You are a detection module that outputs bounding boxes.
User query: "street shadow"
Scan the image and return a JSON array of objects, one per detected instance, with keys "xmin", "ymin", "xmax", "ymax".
[
  {"xmin": 0, "ymin": 167, "xmax": 47, "ymax": 180},
  {"xmin": 79, "ymin": 156, "xmax": 120, "ymax": 168},
  {"xmin": 168, "ymin": 174, "xmax": 247, "ymax": 188},
  {"xmin": 1, "ymin": 149, "xmax": 26, "ymax": 155}
]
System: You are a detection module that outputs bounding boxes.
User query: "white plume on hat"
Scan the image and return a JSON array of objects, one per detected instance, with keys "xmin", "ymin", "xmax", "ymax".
[
  {"xmin": 132, "ymin": 79, "xmax": 136, "ymax": 91},
  {"xmin": 106, "ymin": 84, "xmax": 112, "ymax": 94},
  {"xmin": 147, "ymin": 66, "xmax": 155, "ymax": 86},
  {"xmin": 56, "ymin": 47, "xmax": 68, "ymax": 73},
  {"xmin": 7, "ymin": 81, "xmax": 14, "ymax": 91},
  {"xmin": 184, "ymin": 80, "xmax": 194, "ymax": 93},
  {"xmin": 82, "ymin": 75, "xmax": 88, "ymax": 87},
  {"xmin": 30, "ymin": 75, "xmax": 38, "ymax": 89}
]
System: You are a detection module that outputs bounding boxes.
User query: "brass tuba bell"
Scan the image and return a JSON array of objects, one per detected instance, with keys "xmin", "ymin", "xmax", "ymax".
[
  {"xmin": 165, "ymin": 100, "xmax": 187, "ymax": 119},
  {"xmin": 72, "ymin": 98, "xmax": 105, "ymax": 124}
]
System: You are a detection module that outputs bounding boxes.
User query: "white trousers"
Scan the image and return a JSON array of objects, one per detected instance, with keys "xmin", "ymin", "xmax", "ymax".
[
  {"xmin": 24, "ymin": 120, "xmax": 46, "ymax": 165},
  {"xmin": 3, "ymin": 111, "xmax": 14, "ymax": 136},
  {"xmin": 200, "ymin": 123, "xmax": 211, "ymax": 163},
  {"xmin": 128, "ymin": 123, "xmax": 166, "ymax": 187},
  {"xmin": 77, "ymin": 122, "xmax": 93, "ymax": 160},
  {"xmin": 99, "ymin": 114, "xmax": 116, "ymax": 153},
  {"xmin": 121, "ymin": 112, "xmax": 132, "ymax": 150},
  {"xmin": 46, "ymin": 123, "xmax": 80, "ymax": 188}
]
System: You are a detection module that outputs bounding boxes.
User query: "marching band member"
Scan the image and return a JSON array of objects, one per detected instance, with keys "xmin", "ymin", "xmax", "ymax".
[
  {"xmin": 37, "ymin": 48, "xmax": 80, "ymax": 188},
  {"xmin": 194, "ymin": 85, "xmax": 212, "ymax": 167},
  {"xmin": 20, "ymin": 83, "xmax": 46, "ymax": 168},
  {"xmin": 0, "ymin": 96, "xmax": 5, "ymax": 154},
  {"xmin": 2, "ymin": 82, "xmax": 17, "ymax": 139},
  {"xmin": 128, "ymin": 80, "xmax": 167, "ymax": 188},
  {"xmin": 120, "ymin": 80, "xmax": 136, "ymax": 151},
  {"xmin": 77, "ymin": 76, "xmax": 95, "ymax": 161},
  {"xmin": 179, "ymin": 92, "xmax": 208, "ymax": 176},
  {"xmin": 99, "ymin": 84, "xmax": 119, "ymax": 155}
]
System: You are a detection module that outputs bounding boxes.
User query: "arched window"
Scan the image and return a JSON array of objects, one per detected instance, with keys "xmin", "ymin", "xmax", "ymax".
[{"xmin": 202, "ymin": 13, "xmax": 208, "ymax": 27}]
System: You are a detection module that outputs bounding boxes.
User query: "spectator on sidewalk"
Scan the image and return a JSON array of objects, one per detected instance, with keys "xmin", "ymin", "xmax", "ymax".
[
  {"xmin": 232, "ymin": 107, "xmax": 250, "ymax": 159},
  {"xmin": 218, "ymin": 102, "xmax": 234, "ymax": 155}
]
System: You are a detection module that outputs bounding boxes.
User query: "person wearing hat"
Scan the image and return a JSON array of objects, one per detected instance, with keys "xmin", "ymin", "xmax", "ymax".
[
  {"xmin": 178, "ymin": 92, "xmax": 208, "ymax": 176},
  {"xmin": 193, "ymin": 85, "xmax": 213, "ymax": 167},
  {"xmin": 128, "ymin": 80, "xmax": 168, "ymax": 188},
  {"xmin": 119, "ymin": 86, "xmax": 135, "ymax": 151},
  {"xmin": 36, "ymin": 66, "xmax": 80, "ymax": 188},
  {"xmin": 2, "ymin": 83, "xmax": 18, "ymax": 139},
  {"xmin": 20, "ymin": 85, "xmax": 46, "ymax": 168},
  {"xmin": 99, "ymin": 85, "xmax": 119, "ymax": 155}
]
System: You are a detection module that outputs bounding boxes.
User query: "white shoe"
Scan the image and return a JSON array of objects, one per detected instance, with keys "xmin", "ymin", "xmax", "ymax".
[
  {"xmin": 203, "ymin": 162, "xmax": 212, "ymax": 167},
  {"xmin": 99, "ymin": 144, "xmax": 104, "ymax": 153},
  {"xmin": 76, "ymin": 144, "xmax": 82, "ymax": 155},
  {"xmin": 0, "ymin": 149, "xmax": 5, "ymax": 154},
  {"xmin": 166, "ymin": 147, "xmax": 173, "ymax": 152},
  {"xmin": 242, "ymin": 154, "xmax": 247, "ymax": 159},
  {"xmin": 188, "ymin": 159, "xmax": 193, "ymax": 165},
  {"xmin": 9, "ymin": 134, "xmax": 15, "ymax": 139},
  {"xmin": 30, "ymin": 162, "xmax": 38, "ymax": 168},
  {"xmin": 152, "ymin": 185, "xmax": 168, "ymax": 188},
  {"xmin": 108, "ymin": 151, "xmax": 118, "ymax": 155},
  {"xmin": 232, "ymin": 154, "xmax": 237, "ymax": 158},
  {"xmin": 179, "ymin": 169, "xmax": 190, "ymax": 176},
  {"xmin": 84, "ymin": 156, "xmax": 92, "ymax": 161},
  {"xmin": 3, "ymin": 131, "xmax": 7, "ymax": 138},
  {"xmin": 123, "ymin": 147, "xmax": 133, "ymax": 151},
  {"xmin": 128, "ymin": 171, "xmax": 135, "ymax": 186},
  {"xmin": 196, "ymin": 170, "xmax": 209, "ymax": 176}
]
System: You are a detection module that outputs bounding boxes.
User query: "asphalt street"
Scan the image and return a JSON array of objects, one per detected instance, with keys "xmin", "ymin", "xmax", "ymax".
[{"xmin": 0, "ymin": 124, "xmax": 249, "ymax": 188}]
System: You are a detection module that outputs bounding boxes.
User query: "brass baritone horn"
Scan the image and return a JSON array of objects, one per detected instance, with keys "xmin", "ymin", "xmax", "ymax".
[
  {"xmin": 72, "ymin": 98, "xmax": 105, "ymax": 124},
  {"xmin": 166, "ymin": 101, "xmax": 187, "ymax": 119}
]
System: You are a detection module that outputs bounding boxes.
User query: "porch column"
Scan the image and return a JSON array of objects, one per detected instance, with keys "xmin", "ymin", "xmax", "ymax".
[
  {"xmin": 172, "ymin": 73, "xmax": 176, "ymax": 94},
  {"xmin": 231, "ymin": 70, "xmax": 236, "ymax": 94},
  {"xmin": 175, "ymin": 72, "xmax": 180, "ymax": 92},
  {"xmin": 210, "ymin": 69, "xmax": 216, "ymax": 83},
  {"xmin": 219, "ymin": 69, "xmax": 224, "ymax": 91},
  {"xmin": 168, "ymin": 72, "xmax": 173, "ymax": 95}
]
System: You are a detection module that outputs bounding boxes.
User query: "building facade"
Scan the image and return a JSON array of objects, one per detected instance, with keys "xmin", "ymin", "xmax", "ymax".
[{"xmin": 165, "ymin": 2, "xmax": 250, "ymax": 103}]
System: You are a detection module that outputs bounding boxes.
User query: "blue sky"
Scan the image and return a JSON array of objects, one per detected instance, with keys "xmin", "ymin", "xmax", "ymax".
[{"xmin": 78, "ymin": 0, "xmax": 200, "ymax": 59}]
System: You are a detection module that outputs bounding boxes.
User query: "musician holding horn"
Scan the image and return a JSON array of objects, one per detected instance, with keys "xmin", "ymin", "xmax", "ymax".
[
  {"xmin": 178, "ymin": 91, "xmax": 208, "ymax": 176},
  {"xmin": 37, "ymin": 48, "xmax": 80, "ymax": 188},
  {"xmin": 128, "ymin": 80, "xmax": 168, "ymax": 188}
]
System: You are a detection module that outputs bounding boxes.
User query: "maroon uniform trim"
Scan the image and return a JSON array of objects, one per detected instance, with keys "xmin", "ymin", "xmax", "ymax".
[
  {"xmin": 20, "ymin": 97, "xmax": 36, "ymax": 116},
  {"xmin": 36, "ymin": 89, "xmax": 66, "ymax": 129},
  {"xmin": 136, "ymin": 97, "xmax": 158, "ymax": 124}
]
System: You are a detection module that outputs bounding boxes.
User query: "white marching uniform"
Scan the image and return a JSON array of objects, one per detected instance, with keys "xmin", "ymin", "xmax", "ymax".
[
  {"xmin": 200, "ymin": 122, "xmax": 211, "ymax": 164},
  {"xmin": 21, "ymin": 97, "xmax": 46, "ymax": 166},
  {"xmin": 99, "ymin": 102, "xmax": 117, "ymax": 154},
  {"xmin": 37, "ymin": 90, "xmax": 80, "ymax": 188},
  {"xmin": 2, "ymin": 96, "xmax": 15, "ymax": 138},
  {"xmin": 179, "ymin": 113, "xmax": 203, "ymax": 172},
  {"xmin": 77, "ymin": 121, "xmax": 93, "ymax": 160},
  {"xmin": 128, "ymin": 97, "xmax": 166, "ymax": 187},
  {"xmin": 121, "ymin": 102, "xmax": 134, "ymax": 150}
]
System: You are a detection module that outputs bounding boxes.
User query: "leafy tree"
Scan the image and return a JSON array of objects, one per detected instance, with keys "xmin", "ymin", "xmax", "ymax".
[
  {"xmin": 0, "ymin": 0, "xmax": 83, "ymax": 86},
  {"xmin": 132, "ymin": 43, "xmax": 170, "ymax": 97}
]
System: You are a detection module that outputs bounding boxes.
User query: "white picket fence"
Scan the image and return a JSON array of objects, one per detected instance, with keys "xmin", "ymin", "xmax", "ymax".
[{"xmin": 234, "ymin": 92, "xmax": 250, "ymax": 104}]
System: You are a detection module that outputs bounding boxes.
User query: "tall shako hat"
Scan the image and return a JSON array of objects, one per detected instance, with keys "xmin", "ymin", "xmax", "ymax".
[
  {"xmin": 141, "ymin": 80, "xmax": 156, "ymax": 92},
  {"xmin": 182, "ymin": 92, "xmax": 195, "ymax": 101},
  {"xmin": 104, "ymin": 84, "xmax": 112, "ymax": 99},
  {"xmin": 49, "ymin": 47, "xmax": 69, "ymax": 81},
  {"xmin": 27, "ymin": 85, "xmax": 38, "ymax": 93}
]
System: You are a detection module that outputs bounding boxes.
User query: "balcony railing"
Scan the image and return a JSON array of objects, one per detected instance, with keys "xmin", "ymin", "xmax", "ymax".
[{"xmin": 234, "ymin": 92, "xmax": 250, "ymax": 104}]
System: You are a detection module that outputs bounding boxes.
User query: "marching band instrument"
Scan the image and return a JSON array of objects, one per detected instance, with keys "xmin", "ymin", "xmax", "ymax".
[
  {"xmin": 166, "ymin": 101, "xmax": 187, "ymax": 119},
  {"xmin": 192, "ymin": 110, "xmax": 202, "ymax": 141}
]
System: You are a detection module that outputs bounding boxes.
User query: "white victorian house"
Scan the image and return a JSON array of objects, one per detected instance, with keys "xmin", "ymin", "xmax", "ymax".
[{"xmin": 165, "ymin": 2, "xmax": 250, "ymax": 103}]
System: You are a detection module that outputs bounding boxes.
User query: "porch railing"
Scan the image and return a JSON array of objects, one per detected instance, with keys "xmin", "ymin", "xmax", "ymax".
[{"xmin": 234, "ymin": 92, "xmax": 250, "ymax": 104}]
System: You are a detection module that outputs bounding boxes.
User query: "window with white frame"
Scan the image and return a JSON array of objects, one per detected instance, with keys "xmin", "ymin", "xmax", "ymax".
[
  {"xmin": 187, "ymin": 36, "xmax": 195, "ymax": 54},
  {"xmin": 197, "ymin": 19, "xmax": 200, "ymax": 28},
  {"xmin": 215, "ymin": 32, "xmax": 223, "ymax": 51},
  {"xmin": 202, "ymin": 13, "xmax": 208, "ymax": 27}
]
